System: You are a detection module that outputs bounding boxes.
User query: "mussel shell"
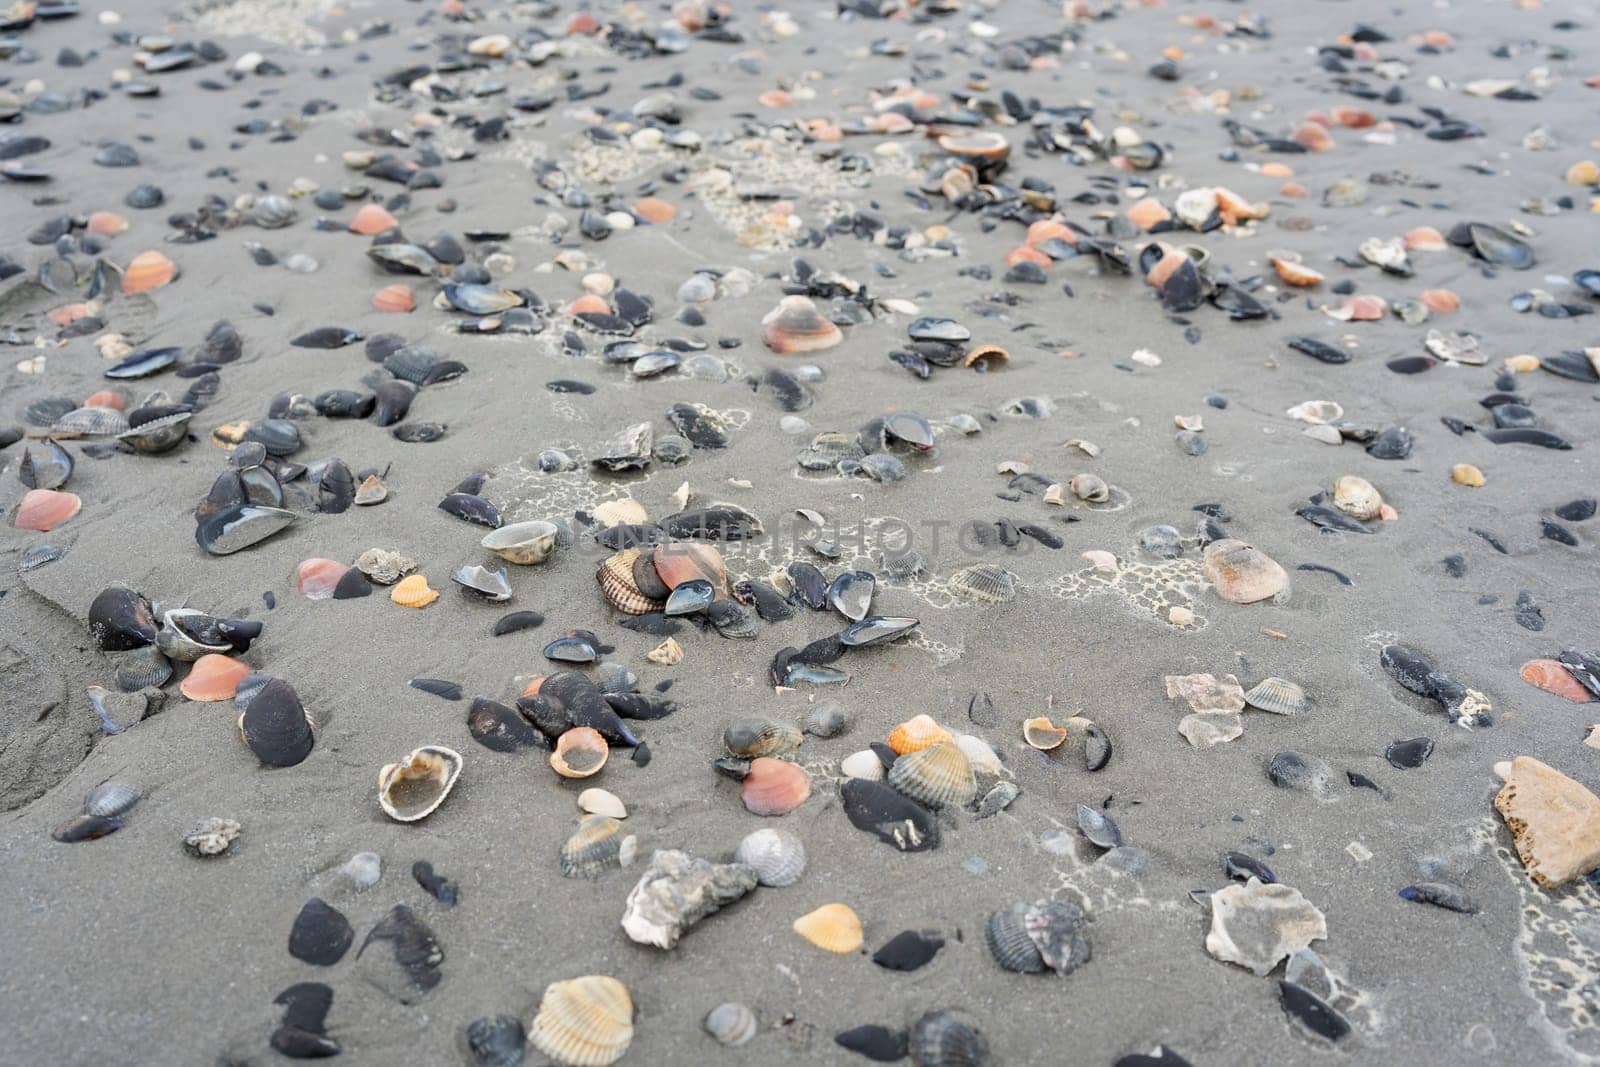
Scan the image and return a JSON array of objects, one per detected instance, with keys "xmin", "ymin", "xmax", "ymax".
[
  {"xmin": 827, "ymin": 570, "xmax": 875, "ymax": 621},
  {"xmin": 438, "ymin": 492, "xmax": 502, "ymax": 528},
  {"xmin": 52, "ymin": 814, "xmax": 123, "ymax": 842},
  {"xmin": 18, "ymin": 438, "xmax": 73, "ymax": 489},
  {"xmin": 838, "ymin": 615, "xmax": 919, "ymax": 647},
  {"xmin": 663, "ymin": 578, "xmax": 715, "ymax": 616},
  {"xmin": 840, "ymin": 778, "xmax": 939, "ymax": 851},
  {"xmin": 88, "ymin": 585, "xmax": 157, "ymax": 650},
  {"xmin": 289, "ymin": 897, "xmax": 354, "ymax": 966},
  {"xmin": 468, "ymin": 696, "xmax": 546, "ymax": 752},
  {"xmin": 452, "ymin": 564, "xmax": 513, "ymax": 601},
  {"xmin": 661, "ymin": 505, "xmax": 763, "ymax": 540},
  {"xmin": 196, "ymin": 504, "xmax": 295, "ymax": 555},
  {"xmin": 786, "ymin": 561, "xmax": 827, "ymax": 608},
  {"xmin": 1075, "ymin": 802, "xmax": 1122, "ymax": 848},
  {"xmin": 84, "ymin": 781, "xmax": 141, "ymax": 818},
  {"xmin": 372, "ymin": 380, "xmax": 417, "ymax": 426},
  {"xmin": 239, "ymin": 678, "xmax": 314, "ymax": 767},
  {"xmin": 104, "ymin": 345, "xmax": 179, "ymax": 380}
]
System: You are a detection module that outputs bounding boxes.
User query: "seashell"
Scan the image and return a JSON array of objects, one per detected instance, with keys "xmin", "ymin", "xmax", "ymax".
[
  {"xmin": 1069, "ymin": 473, "xmax": 1109, "ymax": 502},
  {"xmin": 886, "ymin": 714, "xmax": 952, "ymax": 755},
  {"xmin": 793, "ymin": 903, "xmax": 863, "ymax": 953},
  {"xmin": 84, "ymin": 781, "xmax": 141, "ymax": 818},
  {"xmin": 652, "ymin": 541, "xmax": 728, "ymax": 597},
  {"xmin": 840, "ymin": 749, "xmax": 886, "ymax": 781},
  {"xmin": 560, "ymin": 814, "xmax": 633, "ymax": 877},
  {"xmin": 963, "ymin": 344, "xmax": 1008, "ymax": 371},
  {"xmin": 528, "ymin": 975, "xmax": 634, "ymax": 1067},
  {"xmin": 350, "ymin": 203, "xmax": 398, "ymax": 235},
  {"xmin": 594, "ymin": 550, "xmax": 661, "ymax": 615},
  {"xmin": 664, "ymin": 578, "xmax": 715, "ymax": 616},
  {"xmin": 1244, "ymin": 677, "xmax": 1309, "ymax": 715},
  {"xmin": 195, "ymin": 504, "xmax": 295, "ymax": 556},
  {"xmin": 1271, "ymin": 256, "xmax": 1323, "ymax": 287},
  {"xmin": 372, "ymin": 284, "xmax": 415, "ymax": 313},
  {"xmin": 250, "ymin": 194, "xmax": 298, "ymax": 229},
  {"xmin": 480, "ymin": 520, "xmax": 558, "ymax": 566},
  {"xmin": 909, "ymin": 1010, "xmax": 990, "ymax": 1067},
  {"xmin": 237, "ymin": 678, "xmax": 314, "ymax": 768},
  {"xmin": 289, "ymin": 897, "xmax": 354, "ymax": 966},
  {"xmin": 704, "ymin": 1003, "xmax": 757, "ymax": 1047},
  {"xmin": 89, "ymin": 586, "xmax": 158, "ymax": 651},
  {"xmin": 723, "ymin": 717, "xmax": 802, "ymax": 758},
  {"xmin": 1201, "ymin": 539, "xmax": 1288, "ymax": 604},
  {"xmin": 734, "ymin": 828, "xmax": 806, "ymax": 887},
  {"xmin": 181, "ymin": 654, "xmax": 252, "ymax": 701},
  {"xmin": 545, "ymin": 634, "xmax": 598, "ymax": 664},
  {"xmin": 1024, "ymin": 899, "xmax": 1091, "ymax": 975},
  {"xmin": 551, "ymin": 727, "xmax": 610, "ymax": 779},
  {"xmin": 887, "ymin": 741, "xmax": 975, "ymax": 809},
  {"xmin": 827, "ymin": 570, "xmax": 875, "ymax": 622},
  {"xmin": 356, "ymin": 548, "xmax": 416, "ymax": 585},
  {"xmin": 1330, "ymin": 475, "xmax": 1382, "ymax": 520},
  {"xmin": 121, "ymin": 250, "xmax": 177, "ymax": 293},
  {"xmin": 391, "ymin": 574, "xmax": 439, "ymax": 608},
  {"xmin": 115, "ymin": 644, "xmax": 171, "ymax": 690},
  {"xmin": 119, "ymin": 409, "xmax": 193, "ymax": 454},
  {"xmin": 803, "ymin": 703, "xmax": 847, "ymax": 738},
  {"xmin": 15, "ymin": 488, "xmax": 80, "ymax": 531},
  {"xmin": 51, "ymin": 406, "xmax": 129, "ymax": 437},
  {"xmin": 1023, "ymin": 716, "xmax": 1067, "ymax": 750},
  {"xmin": 453, "ymin": 564, "xmax": 513, "ymax": 601},
  {"xmin": 579, "ymin": 788, "xmax": 628, "ymax": 819},
  {"xmin": 296, "ymin": 558, "xmax": 349, "ymax": 600},
  {"xmin": 354, "ymin": 475, "xmax": 387, "ymax": 506},
  {"xmin": 948, "ymin": 563, "xmax": 1017, "ymax": 603},
  {"xmin": 465, "ymin": 1016, "xmax": 525, "ymax": 1066},
  {"xmin": 840, "ymin": 778, "xmax": 939, "ymax": 852},
  {"xmin": 19, "ymin": 439, "xmax": 73, "ymax": 490},
  {"xmin": 1494, "ymin": 756, "xmax": 1600, "ymax": 887},
  {"xmin": 952, "ymin": 734, "xmax": 1003, "ymax": 777},
  {"xmin": 1076, "ymin": 803, "xmax": 1122, "ymax": 848},
  {"xmin": 647, "ymin": 637, "xmax": 683, "ymax": 665},
  {"xmin": 378, "ymin": 746, "xmax": 463, "ymax": 822},
  {"xmin": 761, "ymin": 294, "xmax": 843, "ymax": 355},
  {"xmin": 52, "ymin": 814, "xmax": 124, "ymax": 843},
  {"xmin": 1206, "ymin": 878, "xmax": 1328, "ymax": 975},
  {"xmin": 1519, "ymin": 659, "xmax": 1593, "ymax": 703},
  {"xmin": 987, "ymin": 903, "xmax": 1045, "ymax": 973},
  {"xmin": 741, "ymin": 757, "xmax": 811, "ymax": 816}
]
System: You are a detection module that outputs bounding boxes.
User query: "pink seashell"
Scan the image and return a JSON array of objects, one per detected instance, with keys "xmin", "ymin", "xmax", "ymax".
[
  {"xmin": 15, "ymin": 488, "xmax": 81, "ymax": 531},
  {"xmin": 741, "ymin": 757, "xmax": 810, "ymax": 816},
  {"xmin": 296, "ymin": 558, "xmax": 350, "ymax": 600}
]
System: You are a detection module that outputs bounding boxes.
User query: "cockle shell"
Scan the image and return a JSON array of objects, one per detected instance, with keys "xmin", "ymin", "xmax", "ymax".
[
  {"xmin": 390, "ymin": 574, "xmax": 439, "ymax": 608},
  {"xmin": 378, "ymin": 746, "xmax": 463, "ymax": 822},
  {"xmin": 740, "ymin": 757, "xmax": 810, "ymax": 816},
  {"xmin": 596, "ymin": 550, "xmax": 664, "ymax": 615},
  {"xmin": 885, "ymin": 713, "xmax": 951, "ymax": 755},
  {"xmin": 792, "ymin": 903, "xmax": 863, "ymax": 953},
  {"xmin": 560, "ymin": 814, "xmax": 635, "ymax": 878},
  {"xmin": 886, "ymin": 741, "xmax": 976, "ymax": 809},
  {"xmin": 529, "ymin": 975, "xmax": 634, "ymax": 1067},
  {"xmin": 733, "ymin": 828, "xmax": 806, "ymax": 887}
]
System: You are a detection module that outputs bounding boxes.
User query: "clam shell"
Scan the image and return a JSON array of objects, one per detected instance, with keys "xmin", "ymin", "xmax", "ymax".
[
  {"xmin": 1331, "ymin": 475, "xmax": 1382, "ymax": 520},
  {"xmin": 1024, "ymin": 898, "xmax": 1091, "ymax": 975},
  {"xmin": 560, "ymin": 814, "xmax": 634, "ymax": 877},
  {"xmin": 886, "ymin": 713, "xmax": 952, "ymax": 755},
  {"xmin": 18, "ymin": 438, "xmax": 73, "ymax": 490},
  {"xmin": 952, "ymin": 734, "xmax": 1004, "ymax": 777},
  {"xmin": 1244, "ymin": 677, "xmax": 1309, "ymax": 715},
  {"xmin": 551, "ymin": 726, "xmax": 609, "ymax": 779},
  {"xmin": 121, "ymin": 249, "xmax": 176, "ymax": 294},
  {"xmin": 987, "ymin": 903, "xmax": 1045, "ymax": 973},
  {"xmin": 180, "ymin": 654, "xmax": 252, "ymax": 701},
  {"xmin": 84, "ymin": 781, "xmax": 140, "ymax": 818},
  {"xmin": 949, "ymin": 563, "xmax": 1017, "ymax": 603},
  {"xmin": 762, "ymin": 295, "xmax": 842, "ymax": 354},
  {"xmin": 704, "ymin": 1003, "xmax": 757, "ymax": 1047},
  {"xmin": 652, "ymin": 541, "xmax": 728, "ymax": 598},
  {"xmin": 596, "ymin": 550, "xmax": 664, "ymax": 615},
  {"xmin": 377, "ymin": 745, "xmax": 463, "ymax": 822},
  {"xmin": 592, "ymin": 498, "xmax": 648, "ymax": 528},
  {"xmin": 840, "ymin": 749, "xmax": 886, "ymax": 781},
  {"xmin": 733, "ymin": 828, "xmax": 806, "ymax": 887},
  {"xmin": 723, "ymin": 717, "xmax": 802, "ymax": 758},
  {"xmin": 529, "ymin": 975, "xmax": 634, "ymax": 1067},
  {"xmin": 482, "ymin": 520, "xmax": 560, "ymax": 565},
  {"xmin": 114, "ymin": 645, "xmax": 171, "ymax": 691},
  {"xmin": 14, "ymin": 488, "xmax": 80, "ymax": 531},
  {"xmin": 157, "ymin": 608, "xmax": 231, "ymax": 661},
  {"xmin": 740, "ymin": 757, "xmax": 810, "ymax": 816},
  {"xmin": 578, "ymin": 787, "xmax": 628, "ymax": 819},
  {"xmin": 1201, "ymin": 539, "xmax": 1288, "ymax": 604},
  {"xmin": 887, "ymin": 741, "xmax": 976, "ymax": 809},
  {"xmin": 793, "ymin": 903, "xmax": 863, "ymax": 953},
  {"xmin": 1023, "ymin": 716, "xmax": 1067, "ymax": 751}
]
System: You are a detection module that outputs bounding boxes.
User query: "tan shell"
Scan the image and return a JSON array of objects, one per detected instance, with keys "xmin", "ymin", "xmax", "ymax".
[
  {"xmin": 1201, "ymin": 539, "xmax": 1288, "ymax": 604},
  {"xmin": 529, "ymin": 975, "xmax": 634, "ymax": 1067},
  {"xmin": 1271, "ymin": 256, "xmax": 1323, "ymax": 287},
  {"xmin": 647, "ymin": 637, "xmax": 683, "ymax": 665},
  {"xmin": 482, "ymin": 520, "xmax": 559, "ymax": 565},
  {"xmin": 885, "ymin": 713, "xmax": 952, "ymax": 755},
  {"xmin": 596, "ymin": 550, "xmax": 664, "ymax": 615},
  {"xmin": 552, "ymin": 726, "xmax": 609, "ymax": 779},
  {"xmin": 390, "ymin": 574, "xmax": 439, "ymax": 608},
  {"xmin": 592, "ymin": 498, "xmax": 647, "ymax": 528},
  {"xmin": 963, "ymin": 344, "xmax": 1009, "ymax": 370},
  {"xmin": 578, "ymin": 788, "xmax": 627, "ymax": 819},
  {"xmin": 792, "ymin": 903, "xmax": 863, "ymax": 953},
  {"xmin": 1331, "ymin": 475, "xmax": 1382, "ymax": 520},
  {"xmin": 560, "ymin": 814, "xmax": 634, "ymax": 877},
  {"xmin": 1069, "ymin": 473, "xmax": 1109, "ymax": 502},
  {"xmin": 1023, "ymin": 716, "xmax": 1068, "ymax": 751},
  {"xmin": 378, "ymin": 746, "xmax": 463, "ymax": 822},
  {"xmin": 886, "ymin": 741, "xmax": 976, "ymax": 809},
  {"xmin": 1494, "ymin": 756, "xmax": 1600, "ymax": 887}
]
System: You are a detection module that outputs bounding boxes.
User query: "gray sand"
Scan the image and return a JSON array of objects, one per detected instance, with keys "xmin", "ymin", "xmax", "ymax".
[{"xmin": 2, "ymin": 0, "xmax": 1598, "ymax": 1064}]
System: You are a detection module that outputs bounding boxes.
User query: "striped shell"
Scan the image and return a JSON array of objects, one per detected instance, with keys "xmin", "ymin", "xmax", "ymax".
[
  {"xmin": 792, "ymin": 903, "xmax": 863, "ymax": 953},
  {"xmin": 560, "ymin": 814, "xmax": 634, "ymax": 878},
  {"xmin": 886, "ymin": 713, "xmax": 952, "ymax": 755},
  {"xmin": 1244, "ymin": 677, "xmax": 1309, "ymax": 715},
  {"xmin": 723, "ymin": 717, "xmax": 803, "ymax": 758},
  {"xmin": 952, "ymin": 734, "xmax": 1004, "ymax": 777},
  {"xmin": 596, "ymin": 550, "xmax": 664, "ymax": 615},
  {"xmin": 886, "ymin": 741, "xmax": 976, "ymax": 809},
  {"xmin": 84, "ymin": 781, "xmax": 140, "ymax": 818},
  {"xmin": 592, "ymin": 498, "xmax": 648, "ymax": 528},
  {"xmin": 949, "ymin": 563, "xmax": 1018, "ymax": 603},
  {"xmin": 733, "ymin": 828, "xmax": 806, "ymax": 887},
  {"xmin": 986, "ymin": 903, "xmax": 1044, "ymax": 973},
  {"xmin": 51, "ymin": 406, "xmax": 129, "ymax": 436},
  {"xmin": 390, "ymin": 574, "xmax": 439, "ymax": 608},
  {"xmin": 529, "ymin": 975, "xmax": 634, "ymax": 1067},
  {"xmin": 377, "ymin": 746, "xmax": 462, "ymax": 822},
  {"xmin": 704, "ymin": 1002, "xmax": 757, "ymax": 1046},
  {"xmin": 910, "ymin": 1010, "xmax": 990, "ymax": 1067}
]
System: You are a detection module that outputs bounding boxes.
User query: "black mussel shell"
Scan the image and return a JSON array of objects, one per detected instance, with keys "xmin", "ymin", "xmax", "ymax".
[
  {"xmin": 1379, "ymin": 644, "xmax": 1437, "ymax": 697},
  {"xmin": 666, "ymin": 402, "xmax": 728, "ymax": 449},
  {"xmin": 243, "ymin": 419, "xmax": 301, "ymax": 457},
  {"xmin": 19, "ymin": 438, "xmax": 74, "ymax": 490},
  {"xmin": 841, "ymin": 778, "xmax": 939, "ymax": 851},
  {"xmin": 1385, "ymin": 736, "xmax": 1434, "ymax": 769},
  {"xmin": 835, "ymin": 1025, "xmax": 909, "ymax": 1063},
  {"xmin": 1365, "ymin": 426, "xmax": 1412, "ymax": 460},
  {"xmin": 393, "ymin": 422, "xmax": 447, "ymax": 443},
  {"xmin": 596, "ymin": 523, "xmax": 663, "ymax": 551},
  {"xmin": 88, "ymin": 585, "xmax": 158, "ymax": 651},
  {"xmin": 290, "ymin": 326, "xmax": 363, "ymax": 349},
  {"xmin": 1397, "ymin": 881, "xmax": 1478, "ymax": 914},
  {"xmin": 1288, "ymin": 336, "xmax": 1351, "ymax": 365},
  {"xmin": 604, "ymin": 693, "xmax": 678, "ymax": 720},
  {"xmin": 196, "ymin": 504, "xmax": 295, "ymax": 555},
  {"xmin": 333, "ymin": 568, "xmax": 372, "ymax": 600},
  {"xmin": 465, "ymin": 1016, "xmax": 524, "ymax": 1067},
  {"xmin": 492, "ymin": 611, "xmax": 545, "ymax": 636},
  {"xmin": 1296, "ymin": 505, "xmax": 1371, "ymax": 534},
  {"xmin": 51, "ymin": 814, "xmax": 123, "ymax": 842},
  {"xmin": 314, "ymin": 389, "xmax": 375, "ymax": 419},
  {"xmin": 708, "ymin": 599, "xmax": 757, "ymax": 639},
  {"xmin": 617, "ymin": 612, "xmax": 679, "ymax": 636},
  {"xmin": 1483, "ymin": 427, "xmax": 1571, "ymax": 450},
  {"xmin": 661, "ymin": 505, "xmax": 763, "ymax": 540},
  {"xmin": 871, "ymin": 929, "xmax": 944, "ymax": 972},
  {"xmin": 543, "ymin": 635, "xmax": 597, "ymax": 663},
  {"xmin": 664, "ymin": 579, "xmax": 715, "ymax": 616},
  {"xmin": 356, "ymin": 905, "xmax": 444, "ymax": 997},
  {"xmin": 318, "ymin": 459, "xmax": 355, "ymax": 514},
  {"xmin": 410, "ymin": 678, "xmax": 463, "ymax": 701},
  {"xmin": 1279, "ymin": 980, "xmax": 1351, "ymax": 1042},
  {"xmin": 372, "ymin": 380, "xmax": 417, "ymax": 426},
  {"xmin": 1466, "ymin": 222, "xmax": 1535, "ymax": 270},
  {"xmin": 413, "ymin": 861, "xmax": 459, "ymax": 908},
  {"xmin": 1555, "ymin": 498, "xmax": 1596, "ymax": 522},
  {"xmin": 786, "ymin": 561, "xmax": 828, "ymax": 609},
  {"xmin": 104, "ymin": 346, "xmax": 178, "ymax": 380},
  {"xmin": 289, "ymin": 897, "xmax": 354, "ymax": 966},
  {"xmin": 838, "ymin": 615, "xmax": 919, "ymax": 647},
  {"xmin": 218, "ymin": 618, "xmax": 262, "ymax": 653},
  {"xmin": 515, "ymin": 693, "xmax": 570, "ymax": 742},
  {"xmin": 468, "ymin": 696, "xmax": 545, "ymax": 751},
  {"xmin": 241, "ymin": 679, "xmax": 314, "ymax": 767},
  {"xmin": 734, "ymin": 579, "xmax": 795, "ymax": 622},
  {"xmin": 1224, "ymin": 851, "xmax": 1276, "ymax": 884}
]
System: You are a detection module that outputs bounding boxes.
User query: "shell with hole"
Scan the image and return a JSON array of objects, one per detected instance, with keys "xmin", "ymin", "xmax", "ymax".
[{"xmin": 378, "ymin": 746, "xmax": 463, "ymax": 822}]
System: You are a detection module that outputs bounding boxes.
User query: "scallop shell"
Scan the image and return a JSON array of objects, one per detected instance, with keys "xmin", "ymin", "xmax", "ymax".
[
  {"xmin": 733, "ymin": 828, "xmax": 806, "ymax": 887},
  {"xmin": 121, "ymin": 249, "xmax": 177, "ymax": 294},
  {"xmin": 1244, "ymin": 677, "xmax": 1309, "ymax": 715},
  {"xmin": 551, "ymin": 726, "xmax": 610, "ymax": 779},
  {"xmin": 560, "ymin": 814, "xmax": 634, "ymax": 878},
  {"xmin": 1023, "ymin": 716, "xmax": 1067, "ymax": 751},
  {"xmin": 390, "ymin": 574, "xmax": 439, "ymax": 608},
  {"xmin": 740, "ymin": 757, "xmax": 811, "ymax": 816},
  {"xmin": 723, "ymin": 717, "xmax": 803, "ymax": 758},
  {"xmin": 180, "ymin": 653, "xmax": 252, "ymax": 701},
  {"xmin": 592, "ymin": 498, "xmax": 647, "ymax": 528},
  {"xmin": 84, "ymin": 781, "xmax": 140, "ymax": 818},
  {"xmin": 377, "ymin": 745, "xmax": 463, "ymax": 822},
  {"xmin": 596, "ymin": 550, "xmax": 664, "ymax": 615},
  {"xmin": 704, "ymin": 1002, "xmax": 757, "ymax": 1046},
  {"xmin": 887, "ymin": 741, "xmax": 976, "ymax": 809},
  {"xmin": 483, "ymin": 520, "xmax": 559, "ymax": 565},
  {"xmin": 792, "ymin": 903, "xmax": 863, "ymax": 953},
  {"xmin": 886, "ymin": 713, "xmax": 952, "ymax": 756},
  {"xmin": 986, "ymin": 903, "xmax": 1045, "ymax": 973},
  {"xmin": 1201, "ymin": 539, "xmax": 1288, "ymax": 604},
  {"xmin": 1331, "ymin": 475, "xmax": 1382, "ymax": 520},
  {"xmin": 529, "ymin": 975, "xmax": 634, "ymax": 1067},
  {"xmin": 948, "ymin": 563, "xmax": 1017, "ymax": 603},
  {"xmin": 762, "ymin": 295, "xmax": 842, "ymax": 354}
]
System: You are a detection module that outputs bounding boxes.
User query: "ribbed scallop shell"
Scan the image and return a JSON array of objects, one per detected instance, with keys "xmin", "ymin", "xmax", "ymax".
[
  {"xmin": 733, "ymin": 828, "xmax": 806, "ymax": 887},
  {"xmin": 886, "ymin": 713, "xmax": 952, "ymax": 755},
  {"xmin": 592, "ymin": 498, "xmax": 647, "ymax": 528},
  {"xmin": 792, "ymin": 903, "xmax": 862, "ymax": 953},
  {"xmin": 596, "ymin": 550, "xmax": 663, "ymax": 615},
  {"xmin": 529, "ymin": 975, "xmax": 634, "ymax": 1067},
  {"xmin": 1244, "ymin": 677, "xmax": 1309, "ymax": 715},
  {"xmin": 723, "ymin": 717, "xmax": 803, "ymax": 758},
  {"xmin": 986, "ymin": 904, "xmax": 1044, "ymax": 973},
  {"xmin": 560, "ymin": 814, "xmax": 631, "ymax": 878},
  {"xmin": 84, "ymin": 781, "xmax": 140, "ymax": 818},
  {"xmin": 949, "ymin": 563, "xmax": 1018, "ymax": 603},
  {"xmin": 377, "ymin": 746, "xmax": 462, "ymax": 822},
  {"xmin": 887, "ymin": 741, "xmax": 976, "ymax": 809},
  {"xmin": 52, "ymin": 406, "xmax": 130, "ymax": 436},
  {"xmin": 551, "ymin": 726, "xmax": 609, "ymax": 779},
  {"xmin": 390, "ymin": 574, "xmax": 439, "ymax": 608}
]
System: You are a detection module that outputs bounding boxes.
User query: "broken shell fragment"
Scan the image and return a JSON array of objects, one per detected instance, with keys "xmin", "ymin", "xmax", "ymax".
[
  {"xmin": 378, "ymin": 746, "xmax": 463, "ymax": 822},
  {"xmin": 793, "ymin": 903, "xmax": 863, "ymax": 954},
  {"xmin": 1205, "ymin": 878, "xmax": 1327, "ymax": 976},
  {"xmin": 1023, "ymin": 716, "xmax": 1068, "ymax": 751},
  {"xmin": 552, "ymin": 727, "xmax": 610, "ymax": 779}
]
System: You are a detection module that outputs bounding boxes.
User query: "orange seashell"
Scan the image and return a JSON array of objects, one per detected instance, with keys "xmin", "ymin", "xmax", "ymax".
[
  {"xmin": 551, "ymin": 726, "xmax": 610, "ymax": 778},
  {"xmin": 1326, "ymin": 294, "xmax": 1387, "ymax": 321},
  {"xmin": 1259, "ymin": 162, "xmax": 1295, "ymax": 178},
  {"xmin": 804, "ymin": 120, "xmax": 844, "ymax": 143},
  {"xmin": 121, "ymin": 250, "xmax": 177, "ymax": 294},
  {"xmin": 181, "ymin": 654, "xmax": 253, "ymax": 702},
  {"xmin": 372, "ymin": 284, "xmax": 415, "ymax": 313},
  {"xmin": 758, "ymin": 89, "xmax": 792, "ymax": 108},
  {"xmin": 1330, "ymin": 106, "xmax": 1375, "ymax": 128},
  {"xmin": 296, "ymin": 558, "xmax": 350, "ymax": 600},
  {"xmin": 348, "ymin": 203, "xmax": 397, "ymax": 235},
  {"xmin": 886, "ymin": 713, "xmax": 953, "ymax": 755},
  {"xmin": 48, "ymin": 302, "xmax": 95, "ymax": 327},
  {"xmin": 633, "ymin": 197, "xmax": 676, "ymax": 224},
  {"xmin": 1419, "ymin": 288, "xmax": 1460, "ymax": 313},
  {"xmin": 14, "ymin": 488, "xmax": 81, "ymax": 531},
  {"xmin": 1403, "ymin": 226, "xmax": 1447, "ymax": 251},
  {"xmin": 741, "ymin": 757, "xmax": 811, "ymax": 816},
  {"xmin": 1004, "ymin": 245, "xmax": 1051, "ymax": 268},
  {"xmin": 871, "ymin": 111, "xmax": 914, "ymax": 134},
  {"xmin": 84, "ymin": 389, "xmax": 126, "ymax": 410},
  {"xmin": 567, "ymin": 293, "xmax": 611, "ymax": 316},
  {"xmin": 762, "ymin": 295, "xmax": 841, "ymax": 354},
  {"xmin": 793, "ymin": 903, "xmax": 863, "ymax": 953},
  {"xmin": 1520, "ymin": 659, "xmax": 1594, "ymax": 703},
  {"xmin": 1026, "ymin": 219, "xmax": 1077, "ymax": 248},
  {"xmin": 652, "ymin": 542, "xmax": 728, "ymax": 598},
  {"xmin": 1215, "ymin": 188, "xmax": 1268, "ymax": 223},
  {"xmin": 86, "ymin": 211, "xmax": 129, "ymax": 237},
  {"xmin": 1422, "ymin": 29, "xmax": 1454, "ymax": 48},
  {"xmin": 1023, "ymin": 716, "xmax": 1068, "ymax": 751},
  {"xmin": 1289, "ymin": 122, "xmax": 1334, "ymax": 152},
  {"xmin": 1271, "ymin": 257, "xmax": 1323, "ymax": 286},
  {"xmin": 1125, "ymin": 197, "xmax": 1171, "ymax": 230},
  {"xmin": 1279, "ymin": 182, "xmax": 1308, "ymax": 198},
  {"xmin": 566, "ymin": 11, "xmax": 600, "ymax": 34},
  {"xmin": 521, "ymin": 675, "xmax": 548, "ymax": 697},
  {"xmin": 391, "ymin": 574, "xmax": 439, "ymax": 608},
  {"xmin": 1145, "ymin": 248, "xmax": 1189, "ymax": 290}
]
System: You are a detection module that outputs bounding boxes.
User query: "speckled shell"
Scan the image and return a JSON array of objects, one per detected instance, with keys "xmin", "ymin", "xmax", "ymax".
[
  {"xmin": 792, "ymin": 903, "xmax": 863, "ymax": 953},
  {"xmin": 887, "ymin": 742, "xmax": 976, "ymax": 810},
  {"xmin": 733, "ymin": 828, "xmax": 806, "ymax": 887},
  {"xmin": 377, "ymin": 746, "xmax": 462, "ymax": 822},
  {"xmin": 529, "ymin": 975, "xmax": 634, "ymax": 1067}
]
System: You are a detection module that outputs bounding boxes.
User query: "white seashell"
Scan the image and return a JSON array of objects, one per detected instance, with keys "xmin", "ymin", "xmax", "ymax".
[
  {"xmin": 952, "ymin": 734, "xmax": 1005, "ymax": 777},
  {"xmin": 342, "ymin": 851, "xmax": 381, "ymax": 888},
  {"xmin": 578, "ymin": 787, "xmax": 628, "ymax": 819},
  {"xmin": 377, "ymin": 746, "xmax": 463, "ymax": 822},
  {"xmin": 840, "ymin": 749, "xmax": 885, "ymax": 781},
  {"xmin": 733, "ymin": 828, "xmax": 806, "ymax": 887},
  {"xmin": 529, "ymin": 975, "xmax": 634, "ymax": 1066}
]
